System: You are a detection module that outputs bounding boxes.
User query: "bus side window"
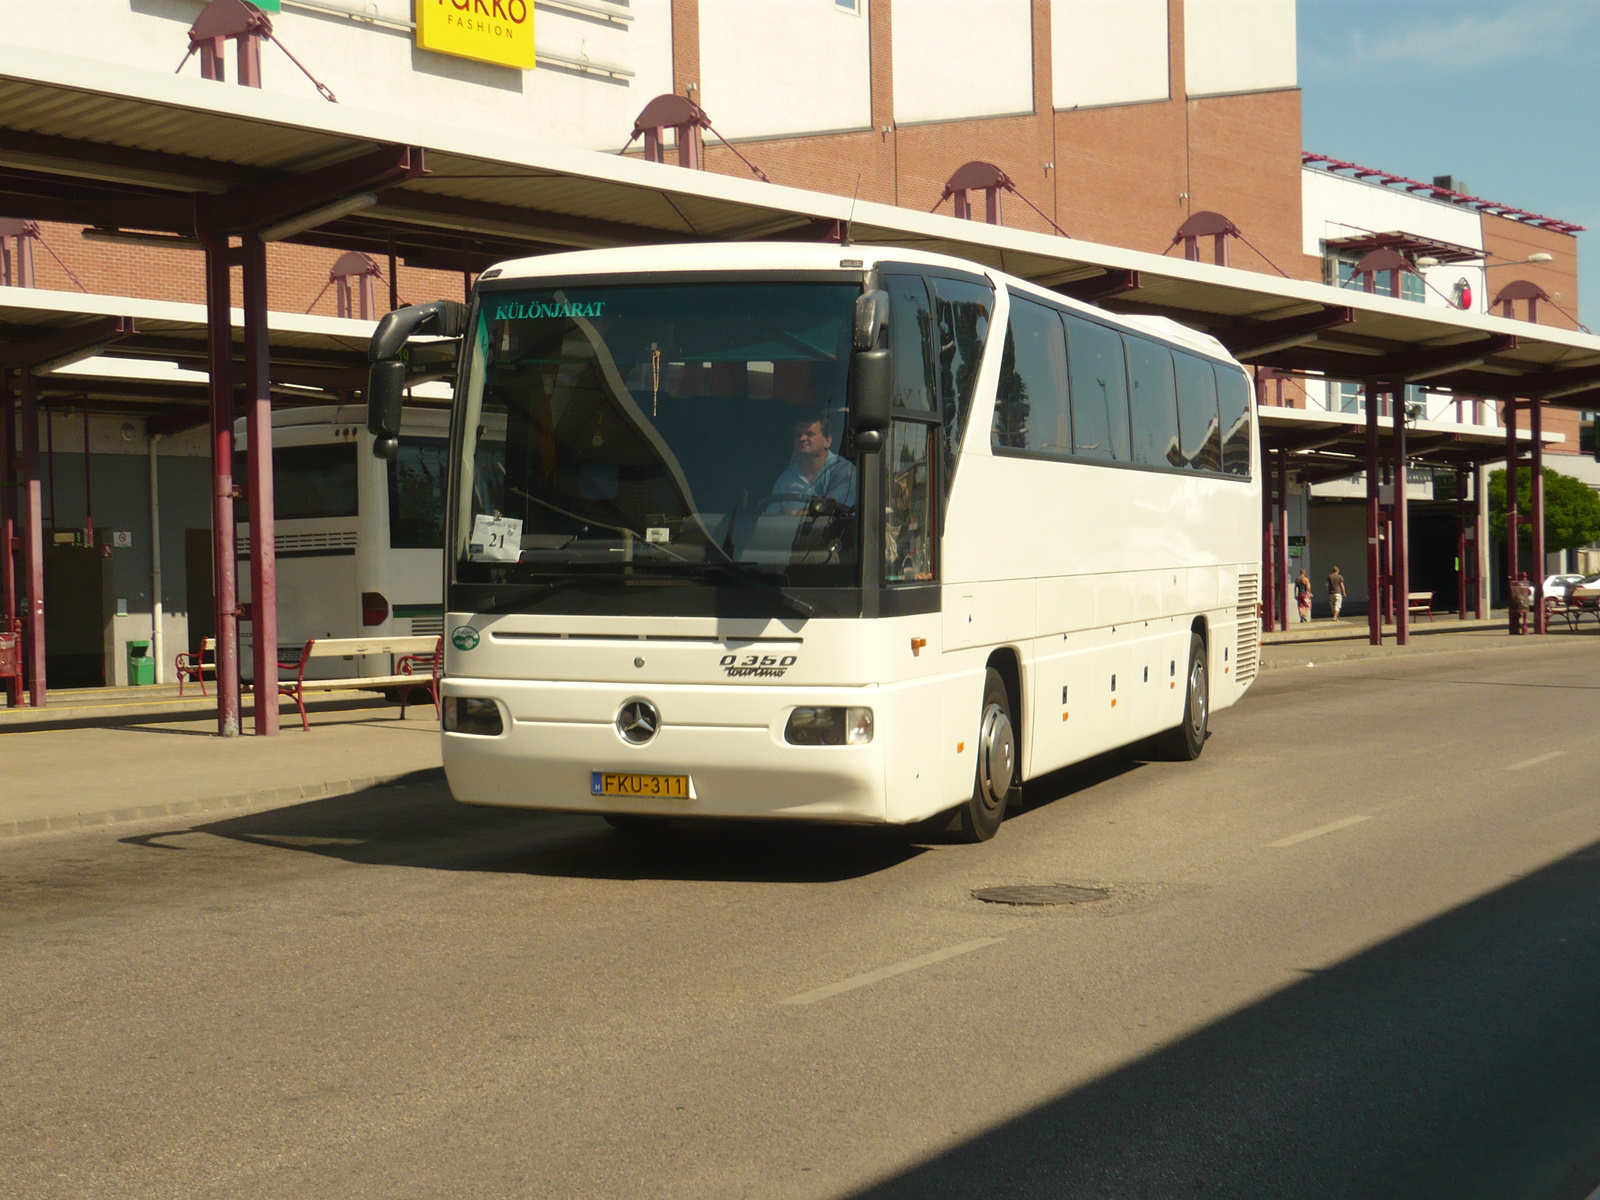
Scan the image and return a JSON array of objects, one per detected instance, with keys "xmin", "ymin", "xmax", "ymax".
[
  {"xmin": 930, "ymin": 277, "xmax": 994, "ymax": 482},
  {"xmin": 1063, "ymin": 313, "xmax": 1130, "ymax": 462},
  {"xmin": 993, "ymin": 293, "xmax": 1070, "ymax": 455},
  {"xmin": 885, "ymin": 420, "xmax": 936, "ymax": 584},
  {"xmin": 1216, "ymin": 366, "xmax": 1253, "ymax": 477},
  {"xmin": 882, "ymin": 274, "xmax": 937, "ymax": 413},
  {"xmin": 1125, "ymin": 334, "xmax": 1181, "ymax": 469},
  {"xmin": 1173, "ymin": 351, "xmax": 1221, "ymax": 472}
]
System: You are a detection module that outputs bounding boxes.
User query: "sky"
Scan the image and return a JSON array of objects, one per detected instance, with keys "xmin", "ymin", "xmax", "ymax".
[{"xmin": 1296, "ymin": 0, "xmax": 1600, "ymax": 328}]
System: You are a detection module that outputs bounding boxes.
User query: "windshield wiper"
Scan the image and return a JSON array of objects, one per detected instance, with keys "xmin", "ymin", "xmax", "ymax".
[
  {"xmin": 471, "ymin": 577, "xmax": 602, "ymax": 613},
  {"xmin": 694, "ymin": 558, "xmax": 815, "ymax": 619}
]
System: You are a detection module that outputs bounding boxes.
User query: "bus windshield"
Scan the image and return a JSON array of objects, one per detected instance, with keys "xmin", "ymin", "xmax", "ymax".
[{"xmin": 454, "ymin": 281, "xmax": 863, "ymax": 594}]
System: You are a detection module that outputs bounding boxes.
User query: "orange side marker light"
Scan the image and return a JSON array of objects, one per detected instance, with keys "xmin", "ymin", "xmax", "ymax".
[{"xmin": 911, "ymin": 637, "xmax": 926, "ymax": 656}]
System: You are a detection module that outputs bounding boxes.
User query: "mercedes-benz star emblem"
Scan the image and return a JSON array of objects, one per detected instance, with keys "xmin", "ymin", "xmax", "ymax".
[{"xmin": 616, "ymin": 699, "xmax": 660, "ymax": 745}]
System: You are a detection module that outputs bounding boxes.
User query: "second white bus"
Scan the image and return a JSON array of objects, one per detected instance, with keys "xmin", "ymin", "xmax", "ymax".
[{"xmin": 236, "ymin": 404, "xmax": 449, "ymax": 677}]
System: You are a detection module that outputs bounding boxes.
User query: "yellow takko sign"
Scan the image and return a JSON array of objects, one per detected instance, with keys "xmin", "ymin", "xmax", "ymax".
[{"xmin": 416, "ymin": 0, "xmax": 535, "ymax": 70}]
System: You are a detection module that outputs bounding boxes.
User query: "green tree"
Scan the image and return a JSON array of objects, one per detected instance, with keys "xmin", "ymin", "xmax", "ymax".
[{"xmin": 1486, "ymin": 466, "xmax": 1600, "ymax": 553}]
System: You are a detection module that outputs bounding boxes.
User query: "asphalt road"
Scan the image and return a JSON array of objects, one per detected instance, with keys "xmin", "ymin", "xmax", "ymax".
[{"xmin": 5, "ymin": 639, "xmax": 1600, "ymax": 1200}]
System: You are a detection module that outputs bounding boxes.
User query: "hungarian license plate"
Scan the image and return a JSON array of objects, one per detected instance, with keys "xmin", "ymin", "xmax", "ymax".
[{"xmin": 591, "ymin": 772, "xmax": 691, "ymax": 798}]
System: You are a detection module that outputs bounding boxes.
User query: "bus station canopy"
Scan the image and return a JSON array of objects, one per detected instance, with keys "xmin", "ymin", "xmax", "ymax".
[
  {"xmin": 2, "ymin": 48, "xmax": 1600, "ymax": 412},
  {"xmin": 0, "ymin": 286, "xmax": 380, "ymax": 428},
  {"xmin": 1257, "ymin": 405, "xmax": 1554, "ymax": 487}
]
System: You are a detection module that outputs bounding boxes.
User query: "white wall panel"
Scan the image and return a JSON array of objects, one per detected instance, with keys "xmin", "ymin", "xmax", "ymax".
[
  {"xmin": 892, "ymin": 0, "xmax": 1033, "ymax": 125},
  {"xmin": 0, "ymin": 0, "xmax": 675, "ymax": 154},
  {"xmin": 1183, "ymin": 0, "xmax": 1296, "ymax": 97},
  {"xmin": 1302, "ymin": 169, "xmax": 1487, "ymax": 313},
  {"xmin": 1051, "ymin": 0, "xmax": 1168, "ymax": 110},
  {"xmin": 699, "ymin": 0, "xmax": 871, "ymax": 140}
]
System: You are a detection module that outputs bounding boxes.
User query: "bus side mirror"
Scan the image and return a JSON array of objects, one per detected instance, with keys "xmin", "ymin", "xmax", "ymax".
[
  {"xmin": 367, "ymin": 299, "xmax": 469, "ymax": 461},
  {"xmin": 368, "ymin": 359, "xmax": 406, "ymax": 461},
  {"xmin": 849, "ymin": 290, "xmax": 892, "ymax": 453}
]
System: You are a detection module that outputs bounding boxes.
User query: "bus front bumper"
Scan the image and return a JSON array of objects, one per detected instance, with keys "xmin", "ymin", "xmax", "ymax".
[{"xmin": 440, "ymin": 678, "xmax": 888, "ymax": 823}]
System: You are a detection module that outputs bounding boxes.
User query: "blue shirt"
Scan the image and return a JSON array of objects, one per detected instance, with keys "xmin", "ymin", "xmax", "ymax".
[{"xmin": 772, "ymin": 451, "xmax": 857, "ymax": 511}]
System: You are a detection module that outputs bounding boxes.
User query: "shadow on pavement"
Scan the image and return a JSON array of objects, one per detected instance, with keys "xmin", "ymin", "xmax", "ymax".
[
  {"xmin": 118, "ymin": 743, "xmax": 1151, "ymax": 880},
  {"xmin": 846, "ymin": 839, "xmax": 1600, "ymax": 1200},
  {"xmin": 122, "ymin": 776, "xmax": 925, "ymax": 884}
]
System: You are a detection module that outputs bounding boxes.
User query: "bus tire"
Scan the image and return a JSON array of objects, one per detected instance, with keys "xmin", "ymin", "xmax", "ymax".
[
  {"xmin": 958, "ymin": 667, "xmax": 1018, "ymax": 843},
  {"xmin": 1155, "ymin": 633, "xmax": 1208, "ymax": 761}
]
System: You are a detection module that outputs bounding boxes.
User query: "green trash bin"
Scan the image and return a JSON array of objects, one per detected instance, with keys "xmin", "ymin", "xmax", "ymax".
[{"xmin": 125, "ymin": 640, "xmax": 154, "ymax": 687}]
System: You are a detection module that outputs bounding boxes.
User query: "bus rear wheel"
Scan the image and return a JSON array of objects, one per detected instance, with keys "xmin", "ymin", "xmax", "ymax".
[
  {"xmin": 958, "ymin": 667, "xmax": 1019, "ymax": 843},
  {"xmin": 1155, "ymin": 632, "xmax": 1208, "ymax": 761}
]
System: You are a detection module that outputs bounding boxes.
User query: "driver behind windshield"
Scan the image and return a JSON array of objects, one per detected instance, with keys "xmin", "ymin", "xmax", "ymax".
[{"xmin": 771, "ymin": 411, "xmax": 857, "ymax": 514}]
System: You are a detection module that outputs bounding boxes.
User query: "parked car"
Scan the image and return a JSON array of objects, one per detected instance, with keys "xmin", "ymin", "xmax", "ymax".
[
  {"xmin": 1563, "ymin": 574, "xmax": 1600, "ymax": 610},
  {"xmin": 1544, "ymin": 573, "xmax": 1587, "ymax": 605}
]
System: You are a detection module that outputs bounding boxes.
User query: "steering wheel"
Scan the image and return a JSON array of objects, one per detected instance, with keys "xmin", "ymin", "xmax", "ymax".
[{"xmin": 753, "ymin": 493, "xmax": 849, "ymax": 518}]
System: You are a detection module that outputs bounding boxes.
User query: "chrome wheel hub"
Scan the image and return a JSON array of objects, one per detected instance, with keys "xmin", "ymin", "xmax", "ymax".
[
  {"xmin": 977, "ymin": 702, "xmax": 1015, "ymax": 809},
  {"xmin": 1188, "ymin": 658, "xmax": 1208, "ymax": 739}
]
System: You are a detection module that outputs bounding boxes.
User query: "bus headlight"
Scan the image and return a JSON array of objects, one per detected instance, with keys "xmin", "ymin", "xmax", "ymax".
[
  {"xmin": 785, "ymin": 706, "xmax": 873, "ymax": 746},
  {"xmin": 444, "ymin": 696, "xmax": 503, "ymax": 736}
]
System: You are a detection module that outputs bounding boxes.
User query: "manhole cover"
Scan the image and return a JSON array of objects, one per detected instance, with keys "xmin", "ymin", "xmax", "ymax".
[{"xmin": 971, "ymin": 884, "xmax": 1110, "ymax": 906}]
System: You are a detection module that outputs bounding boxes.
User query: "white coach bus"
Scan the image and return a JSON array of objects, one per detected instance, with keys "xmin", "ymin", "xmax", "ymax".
[
  {"xmin": 236, "ymin": 404, "xmax": 449, "ymax": 677},
  {"xmin": 368, "ymin": 243, "xmax": 1260, "ymax": 840}
]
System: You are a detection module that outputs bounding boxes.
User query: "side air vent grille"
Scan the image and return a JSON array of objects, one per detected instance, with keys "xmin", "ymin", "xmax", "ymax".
[
  {"xmin": 1235, "ymin": 573, "xmax": 1260, "ymax": 684},
  {"xmin": 236, "ymin": 530, "xmax": 358, "ymax": 556}
]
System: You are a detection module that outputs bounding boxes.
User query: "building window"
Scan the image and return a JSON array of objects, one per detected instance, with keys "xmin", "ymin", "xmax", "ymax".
[
  {"xmin": 1335, "ymin": 381, "xmax": 1426, "ymax": 417},
  {"xmin": 835, "ymin": 0, "xmax": 860, "ymax": 11},
  {"xmin": 1325, "ymin": 250, "xmax": 1425, "ymax": 304}
]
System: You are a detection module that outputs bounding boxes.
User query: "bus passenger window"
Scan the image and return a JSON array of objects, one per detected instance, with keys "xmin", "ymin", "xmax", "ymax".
[
  {"xmin": 1125, "ymin": 335, "xmax": 1181, "ymax": 468},
  {"xmin": 1216, "ymin": 366, "xmax": 1253, "ymax": 476},
  {"xmin": 931, "ymin": 277, "xmax": 993, "ymax": 478},
  {"xmin": 1063, "ymin": 313, "xmax": 1130, "ymax": 462},
  {"xmin": 993, "ymin": 294, "xmax": 1070, "ymax": 455},
  {"xmin": 885, "ymin": 421, "xmax": 935, "ymax": 584},
  {"xmin": 1173, "ymin": 351, "xmax": 1221, "ymax": 471},
  {"xmin": 882, "ymin": 274, "xmax": 937, "ymax": 412}
]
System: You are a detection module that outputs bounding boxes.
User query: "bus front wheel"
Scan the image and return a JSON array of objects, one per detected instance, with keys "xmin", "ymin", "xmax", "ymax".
[
  {"xmin": 1155, "ymin": 633, "xmax": 1208, "ymax": 761},
  {"xmin": 958, "ymin": 667, "xmax": 1019, "ymax": 842}
]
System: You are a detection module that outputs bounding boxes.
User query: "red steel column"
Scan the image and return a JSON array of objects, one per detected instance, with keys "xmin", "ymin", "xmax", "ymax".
[
  {"xmin": 0, "ymin": 372, "xmax": 18, "ymax": 706},
  {"xmin": 1531, "ymin": 399, "xmax": 1545, "ymax": 634},
  {"xmin": 203, "ymin": 233, "xmax": 240, "ymax": 735},
  {"xmin": 1505, "ymin": 401, "xmax": 1520, "ymax": 633},
  {"xmin": 1392, "ymin": 388, "xmax": 1409, "ymax": 646},
  {"xmin": 242, "ymin": 231, "xmax": 278, "ymax": 735},
  {"xmin": 1257, "ymin": 372, "xmax": 1274, "ymax": 631},
  {"xmin": 1366, "ymin": 382, "xmax": 1381, "ymax": 645},
  {"xmin": 19, "ymin": 371, "xmax": 45, "ymax": 705},
  {"xmin": 1261, "ymin": 468, "xmax": 1276, "ymax": 631},
  {"xmin": 1275, "ymin": 448, "xmax": 1289, "ymax": 631}
]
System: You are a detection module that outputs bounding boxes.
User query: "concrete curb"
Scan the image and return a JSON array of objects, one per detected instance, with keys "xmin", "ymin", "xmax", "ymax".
[
  {"xmin": 1261, "ymin": 633, "xmax": 1565, "ymax": 670},
  {"xmin": 0, "ymin": 766, "xmax": 448, "ymax": 840}
]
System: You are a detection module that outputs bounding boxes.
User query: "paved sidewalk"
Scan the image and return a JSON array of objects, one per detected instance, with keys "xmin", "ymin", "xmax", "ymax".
[
  {"xmin": 1262, "ymin": 619, "xmax": 1598, "ymax": 669},
  {"xmin": 1263, "ymin": 610, "xmax": 1510, "ymax": 646},
  {"xmin": 2, "ymin": 702, "xmax": 443, "ymax": 838}
]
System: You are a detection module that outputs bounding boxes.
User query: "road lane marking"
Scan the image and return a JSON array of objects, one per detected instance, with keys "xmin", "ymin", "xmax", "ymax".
[
  {"xmin": 1506, "ymin": 750, "xmax": 1566, "ymax": 771},
  {"xmin": 780, "ymin": 938, "xmax": 1004, "ymax": 1006},
  {"xmin": 1267, "ymin": 814, "xmax": 1373, "ymax": 849}
]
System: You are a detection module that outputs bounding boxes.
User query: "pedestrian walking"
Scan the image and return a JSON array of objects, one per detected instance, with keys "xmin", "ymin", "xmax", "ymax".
[
  {"xmin": 1326, "ymin": 565, "xmax": 1346, "ymax": 620},
  {"xmin": 1295, "ymin": 569, "xmax": 1313, "ymax": 623}
]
